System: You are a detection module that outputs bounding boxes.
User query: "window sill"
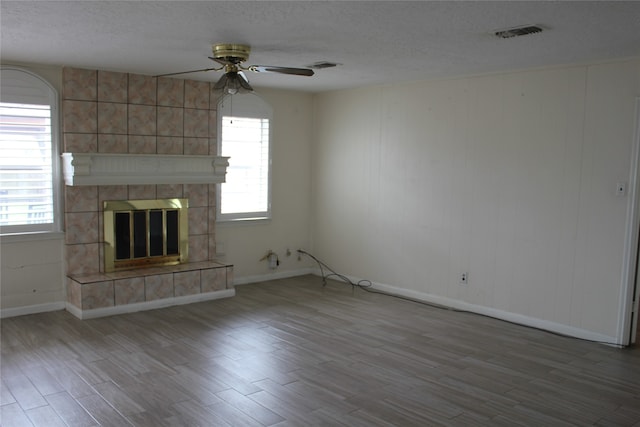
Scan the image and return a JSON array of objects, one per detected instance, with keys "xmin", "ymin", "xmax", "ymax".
[
  {"xmin": 0, "ymin": 230, "xmax": 64, "ymax": 243},
  {"xmin": 216, "ymin": 217, "xmax": 271, "ymax": 227}
]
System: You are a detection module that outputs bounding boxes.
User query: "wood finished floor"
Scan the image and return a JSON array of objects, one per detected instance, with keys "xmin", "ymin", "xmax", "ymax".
[{"xmin": 1, "ymin": 275, "xmax": 640, "ymax": 426}]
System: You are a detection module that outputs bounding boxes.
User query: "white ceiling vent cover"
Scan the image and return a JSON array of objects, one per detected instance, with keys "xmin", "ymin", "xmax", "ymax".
[{"xmin": 494, "ymin": 25, "xmax": 544, "ymax": 39}]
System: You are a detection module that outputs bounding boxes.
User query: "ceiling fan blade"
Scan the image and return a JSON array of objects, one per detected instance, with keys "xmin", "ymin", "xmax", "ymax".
[
  {"xmin": 209, "ymin": 56, "xmax": 231, "ymax": 67},
  {"xmin": 248, "ymin": 65, "xmax": 314, "ymax": 76},
  {"xmin": 155, "ymin": 66, "xmax": 221, "ymax": 78}
]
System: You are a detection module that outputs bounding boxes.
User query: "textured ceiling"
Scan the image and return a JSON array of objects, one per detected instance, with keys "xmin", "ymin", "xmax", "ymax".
[{"xmin": 2, "ymin": 1, "xmax": 639, "ymax": 92}]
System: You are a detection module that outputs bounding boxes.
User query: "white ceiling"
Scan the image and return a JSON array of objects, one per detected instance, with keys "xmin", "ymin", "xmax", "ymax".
[{"xmin": 2, "ymin": 1, "xmax": 639, "ymax": 93}]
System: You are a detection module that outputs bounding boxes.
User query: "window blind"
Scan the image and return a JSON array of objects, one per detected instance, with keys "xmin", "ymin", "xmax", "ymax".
[
  {"xmin": 220, "ymin": 115, "xmax": 270, "ymax": 218},
  {"xmin": 0, "ymin": 102, "xmax": 54, "ymax": 227}
]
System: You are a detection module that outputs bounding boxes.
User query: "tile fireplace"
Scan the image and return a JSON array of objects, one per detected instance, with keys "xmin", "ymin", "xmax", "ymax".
[{"xmin": 62, "ymin": 67, "xmax": 234, "ymax": 319}]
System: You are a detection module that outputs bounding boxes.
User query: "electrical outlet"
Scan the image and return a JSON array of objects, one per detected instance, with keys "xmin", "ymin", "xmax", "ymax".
[{"xmin": 460, "ymin": 272, "xmax": 468, "ymax": 284}]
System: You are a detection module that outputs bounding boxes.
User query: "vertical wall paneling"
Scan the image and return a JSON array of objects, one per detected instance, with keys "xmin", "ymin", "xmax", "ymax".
[{"xmin": 312, "ymin": 59, "xmax": 640, "ymax": 342}]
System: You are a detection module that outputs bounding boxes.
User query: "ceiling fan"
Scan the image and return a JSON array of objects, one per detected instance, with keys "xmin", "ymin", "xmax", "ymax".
[{"xmin": 156, "ymin": 43, "xmax": 314, "ymax": 94}]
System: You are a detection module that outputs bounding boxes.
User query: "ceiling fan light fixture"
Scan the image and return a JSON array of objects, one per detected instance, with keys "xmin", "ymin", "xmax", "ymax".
[{"xmin": 214, "ymin": 71, "xmax": 253, "ymax": 95}]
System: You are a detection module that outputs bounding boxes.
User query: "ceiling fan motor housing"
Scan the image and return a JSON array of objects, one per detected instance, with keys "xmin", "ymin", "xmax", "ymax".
[{"xmin": 212, "ymin": 43, "xmax": 251, "ymax": 64}]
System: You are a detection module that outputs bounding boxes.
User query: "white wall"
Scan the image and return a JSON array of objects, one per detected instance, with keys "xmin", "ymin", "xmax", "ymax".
[
  {"xmin": 0, "ymin": 63, "xmax": 66, "ymax": 316},
  {"xmin": 215, "ymin": 88, "xmax": 315, "ymax": 281},
  {"xmin": 311, "ymin": 59, "xmax": 640, "ymax": 342},
  {"xmin": 0, "ymin": 234, "xmax": 66, "ymax": 315}
]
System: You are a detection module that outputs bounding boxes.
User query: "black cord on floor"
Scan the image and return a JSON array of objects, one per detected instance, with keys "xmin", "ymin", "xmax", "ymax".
[
  {"xmin": 298, "ymin": 249, "xmax": 463, "ymax": 311},
  {"xmin": 297, "ymin": 249, "xmax": 373, "ymax": 290},
  {"xmin": 296, "ymin": 249, "xmax": 623, "ymax": 347}
]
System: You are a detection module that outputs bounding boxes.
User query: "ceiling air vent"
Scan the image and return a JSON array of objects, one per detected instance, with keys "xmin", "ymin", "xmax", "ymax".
[
  {"xmin": 307, "ymin": 61, "xmax": 341, "ymax": 69},
  {"xmin": 494, "ymin": 25, "xmax": 544, "ymax": 39}
]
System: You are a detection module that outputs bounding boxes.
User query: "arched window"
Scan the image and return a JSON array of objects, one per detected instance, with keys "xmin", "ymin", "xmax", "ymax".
[
  {"xmin": 217, "ymin": 93, "xmax": 273, "ymax": 221},
  {"xmin": 0, "ymin": 67, "xmax": 60, "ymax": 234}
]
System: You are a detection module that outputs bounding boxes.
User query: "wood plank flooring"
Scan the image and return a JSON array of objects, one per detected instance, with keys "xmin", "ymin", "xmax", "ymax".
[{"xmin": 2, "ymin": 275, "xmax": 640, "ymax": 426}]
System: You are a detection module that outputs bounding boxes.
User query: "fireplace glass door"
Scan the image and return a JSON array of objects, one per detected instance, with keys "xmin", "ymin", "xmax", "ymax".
[{"xmin": 104, "ymin": 199, "xmax": 188, "ymax": 272}]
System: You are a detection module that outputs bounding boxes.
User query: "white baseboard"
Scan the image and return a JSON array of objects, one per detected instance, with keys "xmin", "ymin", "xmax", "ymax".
[
  {"xmin": 65, "ymin": 289, "xmax": 235, "ymax": 319},
  {"xmin": 3, "ymin": 270, "xmax": 618, "ymax": 345},
  {"xmin": 0, "ymin": 301, "xmax": 66, "ymax": 319},
  {"xmin": 232, "ymin": 267, "xmax": 315, "ymax": 285},
  {"xmin": 312, "ymin": 271, "xmax": 620, "ymax": 346}
]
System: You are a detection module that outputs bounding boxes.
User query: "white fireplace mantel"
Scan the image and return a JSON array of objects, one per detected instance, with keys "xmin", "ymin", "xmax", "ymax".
[{"xmin": 61, "ymin": 153, "xmax": 229, "ymax": 186}]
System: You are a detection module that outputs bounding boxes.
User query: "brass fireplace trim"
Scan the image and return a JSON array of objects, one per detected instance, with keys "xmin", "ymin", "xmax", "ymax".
[{"xmin": 103, "ymin": 198, "xmax": 189, "ymax": 273}]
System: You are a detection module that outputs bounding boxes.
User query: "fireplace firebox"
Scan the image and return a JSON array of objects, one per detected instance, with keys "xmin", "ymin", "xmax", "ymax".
[{"xmin": 103, "ymin": 199, "xmax": 188, "ymax": 272}]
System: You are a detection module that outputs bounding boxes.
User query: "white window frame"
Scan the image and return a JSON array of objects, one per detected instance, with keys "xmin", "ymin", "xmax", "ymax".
[
  {"xmin": 0, "ymin": 67, "xmax": 61, "ymax": 236},
  {"xmin": 217, "ymin": 93, "xmax": 273, "ymax": 222}
]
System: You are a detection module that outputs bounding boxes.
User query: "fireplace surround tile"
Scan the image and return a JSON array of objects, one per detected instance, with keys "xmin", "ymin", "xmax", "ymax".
[
  {"xmin": 128, "ymin": 185, "xmax": 156, "ymax": 200},
  {"xmin": 208, "ymin": 184, "xmax": 216, "ymax": 204},
  {"xmin": 63, "ymin": 100, "xmax": 97, "ymax": 133},
  {"xmin": 64, "ymin": 133, "xmax": 98, "ymax": 153},
  {"xmin": 157, "ymin": 107, "xmax": 184, "ymax": 137},
  {"xmin": 145, "ymin": 274, "xmax": 174, "ymax": 301},
  {"xmin": 208, "ymin": 234, "xmax": 217, "ymax": 260},
  {"xmin": 114, "ymin": 277, "xmax": 145, "ymax": 305},
  {"xmin": 174, "ymin": 270, "xmax": 202, "ymax": 297},
  {"xmin": 184, "ymin": 184, "xmax": 208, "ymax": 207},
  {"xmin": 201, "ymin": 268, "xmax": 226, "ymax": 292},
  {"xmin": 208, "ymin": 110, "xmax": 217, "ymax": 138},
  {"xmin": 188, "ymin": 207, "xmax": 208, "ymax": 236},
  {"xmin": 98, "ymin": 71, "xmax": 128, "ymax": 103},
  {"xmin": 185, "ymin": 80, "xmax": 210, "ymax": 109},
  {"xmin": 209, "ymin": 88, "xmax": 221, "ymax": 109},
  {"xmin": 65, "ymin": 186, "xmax": 98, "ymax": 213},
  {"xmin": 157, "ymin": 184, "xmax": 184, "ymax": 199},
  {"xmin": 128, "ymin": 74, "xmax": 157, "ymax": 105},
  {"xmin": 98, "ymin": 186, "xmax": 128, "ymax": 209},
  {"xmin": 98, "ymin": 102, "xmax": 128, "ymax": 135},
  {"xmin": 65, "ymin": 212, "xmax": 99, "ymax": 244},
  {"xmin": 189, "ymin": 234, "xmax": 209, "ymax": 263},
  {"xmin": 157, "ymin": 136, "xmax": 184, "ymax": 155},
  {"xmin": 184, "ymin": 108, "xmax": 209, "ymax": 138},
  {"xmin": 66, "ymin": 243, "xmax": 100, "ymax": 276},
  {"xmin": 184, "ymin": 137, "xmax": 209, "ymax": 155},
  {"xmin": 67, "ymin": 278, "xmax": 81, "ymax": 308},
  {"xmin": 63, "ymin": 67, "xmax": 97, "ymax": 101},
  {"xmin": 98, "ymin": 134, "xmax": 128, "ymax": 154},
  {"xmin": 158, "ymin": 77, "xmax": 184, "ymax": 107},
  {"xmin": 128, "ymin": 104, "xmax": 157, "ymax": 136},
  {"xmin": 82, "ymin": 281, "xmax": 114, "ymax": 309},
  {"xmin": 128, "ymin": 135, "xmax": 157, "ymax": 154}
]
